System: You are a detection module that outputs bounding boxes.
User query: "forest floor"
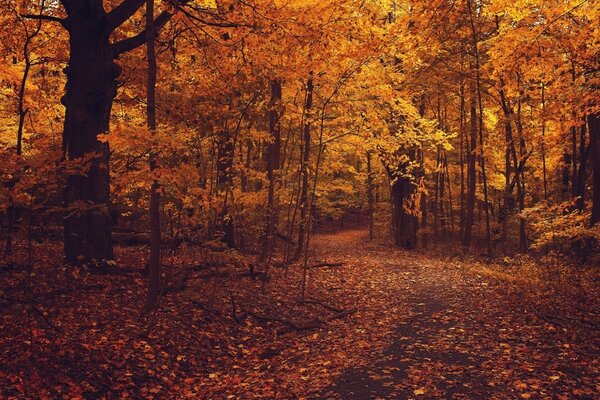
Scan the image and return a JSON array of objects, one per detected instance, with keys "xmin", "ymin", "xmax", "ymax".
[{"xmin": 1, "ymin": 228, "xmax": 599, "ymax": 399}]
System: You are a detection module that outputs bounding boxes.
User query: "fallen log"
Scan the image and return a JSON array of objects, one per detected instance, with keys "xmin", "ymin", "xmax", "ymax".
[
  {"xmin": 164, "ymin": 261, "xmax": 258, "ymax": 294},
  {"xmin": 310, "ymin": 262, "xmax": 344, "ymax": 269},
  {"xmin": 112, "ymin": 231, "xmax": 151, "ymax": 246},
  {"xmin": 303, "ymin": 297, "xmax": 345, "ymax": 313},
  {"xmin": 244, "ymin": 307, "xmax": 356, "ymax": 333}
]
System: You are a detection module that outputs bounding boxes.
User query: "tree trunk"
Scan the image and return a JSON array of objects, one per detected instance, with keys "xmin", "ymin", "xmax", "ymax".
[
  {"xmin": 444, "ymin": 151, "xmax": 454, "ymax": 233},
  {"xmin": 418, "ymin": 97, "xmax": 427, "ymax": 248},
  {"xmin": 459, "ymin": 81, "xmax": 466, "ymax": 238},
  {"xmin": 145, "ymin": 0, "xmax": 161, "ymax": 311},
  {"xmin": 501, "ymin": 93, "xmax": 513, "ymax": 243},
  {"xmin": 367, "ymin": 151, "xmax": 375, "ymax": 241},
  {"xmin": 295, "ymin": 73, "xmax": 313, "ymax": 260},
  {"xmin": 575, "ymin": 122, "xmax": 588, "ymax": 211},
  {"xmin": 462, "ymin": 84, "xmax": 477, "ymax": 248},
  {"xmin": 540, "ymin": 82, "xmax": 548, "ymax": 201},
  {"xmin": 589, "ymin": 113, "xmax": 600, "ymax": 225},
  {"xmin": 217, "ymin": 127, "xmax": 235, "ymax": 247},
  {"xmin": 515, "ymin": 90, "xmax": 528, "ymax": 253},
  {"xmin": 62, "ymin": 9, "xmax": 119, "ymax": 265},
  {"xmin": 56, "ymin": 0, "xmax": 182, "ymax": 264},
  {"xmin": 389, "ymin": 172, "xmax": 417, "ymax": 249},
  {"xmin": 6, "ymin": 10, "xmax": 42, "ymax": 255},
  {"xmin": 260, "ymin": 79, "xmax": 282, "ymax": 261},
  {"xmin": 433, "ymin": 147, "xmax": 440, "ymax": 238}
]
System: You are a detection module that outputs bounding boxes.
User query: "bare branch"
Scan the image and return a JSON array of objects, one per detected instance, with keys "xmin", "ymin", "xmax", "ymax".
[
  {"xmin": 106, "ymin": 0, "xmax": 145, "ymax": 31},
  {"xmin": 112, "ymin": 11, "xmax": 172, "ymax": 56},
  {"xmin": 21, "ymin": 13, "xmax": 65, "ymax": 26}
]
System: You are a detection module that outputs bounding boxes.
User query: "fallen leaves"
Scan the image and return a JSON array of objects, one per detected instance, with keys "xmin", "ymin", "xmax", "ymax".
[
  {"xmin": 413, "ymin": 387, "xmax": 426, "ymax": 395},
  {"xmin": 0, "ymin": 230, "xmax": 598, "ymax": 399}
]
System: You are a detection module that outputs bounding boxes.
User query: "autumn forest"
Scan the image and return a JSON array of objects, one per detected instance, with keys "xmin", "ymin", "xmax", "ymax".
[{"xmin": 1, "ymin": 0, "xmax": 599, "ymax": 398}]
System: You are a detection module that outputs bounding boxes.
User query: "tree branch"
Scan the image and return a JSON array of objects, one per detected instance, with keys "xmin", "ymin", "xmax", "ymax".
[
  {"xmin": 106, "ymin": 0, "xmax": 145, "ymax": 32},
  {"xmin": 21, "ymin": 13, "xmax": 65, "ymax": 26},
  {"xmin": 112, "ymin": 10, "xmax": 172, "ymax": 56},
  {"xmin": 179, "ymin": 6, "xmax": 240, "ymax": 28}
]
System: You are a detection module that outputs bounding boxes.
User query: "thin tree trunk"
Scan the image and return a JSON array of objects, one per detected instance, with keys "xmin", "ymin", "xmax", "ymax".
[
  {"xmin": 589, "ymin": 113, "xmax": 600, "ymax": 225},
  {"xmin": 541, "ymin": 82, "xmax": 548, "ymax": 201},
  {"xmin": 145, "ymin": 0, "xmax": 161, "ymax": 311},
  {"xmin": 462, "ymin": 82, "xmax": 477, "ymax": 248},
  {"xmin": 459, "ymin": 81, "xmax": 466, "ymax": 238},
  {"xmin": 433, "ymin": 146, "xmax": 440, "ymax": 238},
  {"xmin": 467, "ymin": 0, "xmax": 491, "ymax": 254},
  {"xmin": 367, "ymin": 151, "xmax": 375, "ymax": 241},
  {"xmin": 571, "ymin": 64, "xmax": 578, "ymax": 198},
  {"xmin": 501, "ymin": 91, "xmax": 512, "ymax": 243},
  {"xmin": 216, "ymin": 120, "xmax": 235, "ymax": 247},
  {"xmin": 6, "ymin": 6, "xmax": 44, "ymax": 255},
  {"xmin": 295, "ymin": 73, "xmax": 314, "ymax": 261},
  {"xmin": 516, "ymin": 87, "xmax": 528, "ymax": 252},
  {"xmin": 418, "ymin": 97, "xmax": 427, "ymax": 248},
  {"xmin": 575, "ymin": 122, "xmax": 588, "ymax": 211},
  {"xmin": 444, "ymin": 151, "xmax": 454, "ymax": 233},
  {"xmin": 261, "ymin": 79, "xmax": 282, "ymax": 261}
]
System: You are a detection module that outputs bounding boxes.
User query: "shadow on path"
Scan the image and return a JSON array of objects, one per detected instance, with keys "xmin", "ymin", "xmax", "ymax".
[{"xmin": 320, "ymin": 285, "xmax": 501, "ymax": 399}]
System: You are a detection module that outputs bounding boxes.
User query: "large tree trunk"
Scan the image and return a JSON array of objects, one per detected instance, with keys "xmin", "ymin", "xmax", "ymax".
[
  {"xmin": 589, "ymin": 113, "xmax": 600, "ymax": 225},
  {"xmin": 389, "ymin": 172, "xmax": 417, "ymax": 249},
  {"xmin": 57, "ymin": 0, "xmax": 182, "ymax": 264},
  {"xmin": 62, "ymin": 8, "xmax": 119, "ymax": 265}
]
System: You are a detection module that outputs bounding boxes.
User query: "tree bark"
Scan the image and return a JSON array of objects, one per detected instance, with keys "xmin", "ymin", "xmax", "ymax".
[
  {"xmin": 145, "ymin": 0, "xmax": 161, "ymax": 311},
  {"xmin": 61, "ymin": 6, "xmax": 118, "ymax": 265},
  {"xmin": 388, "ymin": 170, "xmax": 417, "ymax": 249},
  {"xmin": 575, "ymin": 122, "xmax": 588, "ymax": 212},
  {"xmin": 216, "ymin": 127, "xmax": 235, "ymax": 247},
  {"xmin": 540, "ymin": 82, "xmax": 548, "ymax": 201},
  {"xmin": 462, "ymin": 83, "xmax": 477, "ymax": 248},
  {"xmin": 589, "ymin": 113, "xmax": 600, "ymax": 225},
  {"xmin": 459, "ymin": 80, "xmax": 466, "ymax": 238},
  {"xmin": 367, "ymin": 151, "xmax": 375, "ymax": 241},
  {"xmin": 295, "ymin": 73, "xmax": 314, "ymax": 260},
  {"xmin": 515, "ymin": 88, "xmax": 528, "ymax": 252},
  {"xmin": 260, "ymin": 79, "xmax": 282, "ymax": 261},
  {"xmin": 57, "ymin": 0, "xmax": 183, "ymax": 265}
]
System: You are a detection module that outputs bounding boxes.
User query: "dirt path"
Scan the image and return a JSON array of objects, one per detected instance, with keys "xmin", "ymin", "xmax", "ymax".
[
  {"xmin": 311, "ymin": 229, "xmax": 599, "ymax": 400},
  {"xmin": 1, "ymin": 228, "xmax": 597, "ymax": 399}
]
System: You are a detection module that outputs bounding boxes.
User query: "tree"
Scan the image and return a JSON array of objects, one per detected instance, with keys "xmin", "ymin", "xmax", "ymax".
[{"xmin": 28, "ymin": 0, "xmax": 186, "ymax": 265}]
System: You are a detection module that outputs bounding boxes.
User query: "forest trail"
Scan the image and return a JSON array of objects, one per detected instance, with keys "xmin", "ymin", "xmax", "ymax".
[
  {"xmin": 310, "ymin": 229, "xmax": 599, "ymax": 400},
  {"xmin": 1, "ymin": 228, "xmax": 598, "ymax": 399}
]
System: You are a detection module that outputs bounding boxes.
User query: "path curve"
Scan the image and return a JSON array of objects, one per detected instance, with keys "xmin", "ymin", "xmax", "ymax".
[{"xmin": 312, "ymin": 229, "xmax": 599, "ymax": 400}]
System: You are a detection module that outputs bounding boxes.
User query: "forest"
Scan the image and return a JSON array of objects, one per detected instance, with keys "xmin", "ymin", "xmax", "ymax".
[{"xmin": 0, "ymin": 0, "xmax": 599, "ymax": 398}]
